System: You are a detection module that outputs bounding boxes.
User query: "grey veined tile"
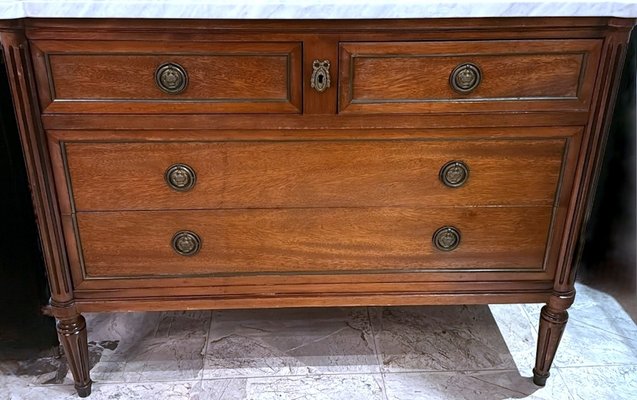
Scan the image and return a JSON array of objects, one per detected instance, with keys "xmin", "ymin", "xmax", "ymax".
[
  {"xmin": 371, "ymin": 305, "xmax": 517, "ymax": 372},
  {"xmin": 489, "ymin": 304, "xmax": 539, "ymax": 373},
  {"xmin": 553, "ymin": 319, "xmax": 637, "ymax": 367},
  {"xmin": 0, "ymin": 375, "xmax": 78, "ymax": 400},
  {"xmin": 383, "ymin": 369, "xmax": 574, "ymax": 400},
  {"xmin": 564, "ymin": 284, "xmax": 637, "ymax": 341},
  {"xmin": 195, "ymin": 374, "xmax": 386, "ymax": 400},
  {"xmin": 5, "ymin": 339, "xmax": 131, "ymax": 387},
  {"xmin": 521, "ymin": 282, "xmax": 637, "ymax": 341},
  {"xmin": 521, "ymin": 286, "xmax": 637, "ymax": 368},
  {"xmin": 559, "ymin": 365, "xmax": 637, "ymax": 400},
  {"xmin": 75, "ymin": 381, "xmax": 199, "ymax": 400},
  {"xmin": 202, "ymin": 307, "xmax": 377, "ymax": 378},
  {"xmin": 87, "ymin": 311, "xmax": 211, "ymax": 383}
]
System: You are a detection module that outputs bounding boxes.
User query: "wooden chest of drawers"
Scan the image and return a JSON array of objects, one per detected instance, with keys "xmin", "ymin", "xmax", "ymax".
[{"xmin": 0, "ymin": 17, "xmax": 633, "ymax": 397}]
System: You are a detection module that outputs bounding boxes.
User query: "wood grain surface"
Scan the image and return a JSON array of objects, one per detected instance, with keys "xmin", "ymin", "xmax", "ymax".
[
  {"xmin": 64, "ymin": 139, "xmax": 565, "ymax": 211},
  {"xmin": 76, "ymin": 206, "xmax": 552, "ymax": 278},
  {"xmin": 32, "ymin": 41, "xmax": 302, "ymax": 113},
  {"xmin": 339, "ymin": 40, "xmax": 601, "ymax": 114}
]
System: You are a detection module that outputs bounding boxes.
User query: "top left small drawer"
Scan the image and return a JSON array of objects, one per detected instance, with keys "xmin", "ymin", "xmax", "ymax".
[{"xmin": 30, "ymin": 41, "xmax": 302, "ymax": 114}]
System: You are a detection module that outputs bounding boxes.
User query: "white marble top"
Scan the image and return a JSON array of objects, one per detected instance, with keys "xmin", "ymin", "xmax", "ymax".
[{"xmin": 0, "ymin": 0, "xmax": 637, "ymax": 20}]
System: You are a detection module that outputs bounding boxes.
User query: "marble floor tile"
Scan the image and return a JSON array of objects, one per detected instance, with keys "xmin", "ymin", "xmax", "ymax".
[
  {"xmin": 559, "ymin": 365, "xmax": 637, "ymax": 400},
  {"xmin": 0, "ymin": 375, "xmax": 77, "ymax": 400},
  {"xmin": 194, "ymin": 374, "xmax": 386, "ymax": 400},
  {"xmin": 371, "ymin": 305, "xmax": 517, "ymax": 372},
  {"xmin": 202, "ymin": 307, "xmax": 378, "ymax": 378},
  {"xmin": 489, "ymin": 304, "xmax": 539, "ymax": 373},
  {"xmin": 191, "ymin": 378, "xmax": 247, "ymax": 400},
  {"xmin": 562, "ymin": 284, "xmax": 637, "ymax": 340},
  {"xmin": 71, "ymin": 381, "xmax": 199, "ymax": 400},
  {"xmin": 4, "ymin": 340, "xmax": 118, "ymax": 387},
  {"xmin": 383, "ymin": 369, "xmax": 574, "ymax": 400},
  {"xmin": 84, "ymin": 311, "xmax": 212, "ymax": 383},
  {"xmin": 521, "ymin": 283, "xmax": 637, "ymax": 338}
]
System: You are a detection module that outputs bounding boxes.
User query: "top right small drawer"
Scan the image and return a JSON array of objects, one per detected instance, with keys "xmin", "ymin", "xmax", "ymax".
[{"xmin": 338, "ymin": 39, "xmax": 601, "ymax": 114}]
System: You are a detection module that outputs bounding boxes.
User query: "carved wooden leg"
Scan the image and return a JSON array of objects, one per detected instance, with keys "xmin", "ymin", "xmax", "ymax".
[
  {"xmin": 533, "ymin": 290, "xmax": 575, "ymax": 386},
  {"xmin": 57, "ymin": 314, "xmax": 92, "ymax": 397}
]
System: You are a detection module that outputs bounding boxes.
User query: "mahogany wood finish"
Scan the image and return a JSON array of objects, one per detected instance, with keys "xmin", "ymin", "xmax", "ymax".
[
  {"xmin": 56, "ymin": 314, "xmax": 92, "ymax": 397},
  {"xmin": 339, "ymin": 39, "xmax": 601, "ymax": 114},
  {"xmin": 31, "ymin": 41, "xmax": 303, "ymax": 114},
  {"xmin": 76, "ymin": 207, "xmax": 553, "ymax": 277},
  {"xmin": 0, "ymin": 17, "xmax": 633, "ymax": 397},
  {"xmin": 63, "ymin": 138, "xmax": 565, "ymax": 211}
]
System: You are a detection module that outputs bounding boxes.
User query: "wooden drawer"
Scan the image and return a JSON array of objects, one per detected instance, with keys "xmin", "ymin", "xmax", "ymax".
[
  {"xmin": 31, "ymin": 41, "xmax": 302, "ymax": 114},
  {"xmin": 339, "ymin": 39, "xmax": 601, "ymax": 114},
  {"xmin": 75, "ymin": 206, "xmax": 553, "ymax": 279},
  {"xmin": 61, "ymin": 138, "xmax": 566, "ymax": 212}
]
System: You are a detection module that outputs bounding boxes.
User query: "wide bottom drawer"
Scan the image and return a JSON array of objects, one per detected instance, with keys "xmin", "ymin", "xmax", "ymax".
[{"xmin": 74, "ymin": 207, "xmax": 553, "ymax": 279}]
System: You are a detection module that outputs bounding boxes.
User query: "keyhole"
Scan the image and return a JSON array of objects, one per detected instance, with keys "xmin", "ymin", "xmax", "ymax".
[{"xmin": 318, "ymin": 74, "xmax": 324, "ymax": 85}]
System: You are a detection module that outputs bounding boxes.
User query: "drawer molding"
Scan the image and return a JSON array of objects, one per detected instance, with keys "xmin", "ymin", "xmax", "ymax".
[
  {"xmin": 58, "ymin": 138, "xmax": 568, "ymax": 212},
  {"xmin": 339, "ymin": 39, "xmax": 601, "ymax": 114},
  {"xmin": 32, "ymin": 41, "xmax": 303, "ymax": 114}
]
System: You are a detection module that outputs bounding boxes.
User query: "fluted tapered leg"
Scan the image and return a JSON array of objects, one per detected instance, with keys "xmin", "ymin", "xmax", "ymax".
[
  {"xmin": 57, "ymin": 314, "xmax": 92, "ymax": 397},
  {"xmin": 533, "ymin": 290, "xmax": 575, "ymax": 386}
]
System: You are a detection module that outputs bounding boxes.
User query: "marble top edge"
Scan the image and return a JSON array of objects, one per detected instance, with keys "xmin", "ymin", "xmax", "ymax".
[{"xmin": 1, "ymin": 1, "xmax": 637, "ymax": 20}]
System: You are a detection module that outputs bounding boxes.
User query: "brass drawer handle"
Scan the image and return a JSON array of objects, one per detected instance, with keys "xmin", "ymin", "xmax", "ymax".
[
  {"xmin": 440, "ymin": 160, "xmax": 469, "ymax": 188},
  {"xmin": 450, "ymin": 63, "xmax": 481, "ymax": 94},
  {"xmin": 172, "ymin": 230, "xmax": 201, "ymax": 256},
  {"xmin": 165, "ymin": 163, "xmax": 196, "ymax": 192},
  {"xmin": 155, "ymin": 62, "xmax": 188, "ymax": 94},
  {"xmin": 433, "ymin": 226, "xmax": 461, "ymax": 251},
  {"xmin": 311, "ymin": 60, "xmax": 331, "ymax": 93}
]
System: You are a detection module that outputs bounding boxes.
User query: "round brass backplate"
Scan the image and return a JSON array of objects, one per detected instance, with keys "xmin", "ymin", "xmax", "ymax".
[
  {"xmin": 155, "ymin": 62, "xmax": 188, "ymax": 94},
  {"xmin": 165, "ymin": 163, "xmax": 196, "ymax": 192},
  {"xmin": 433, "ymin": 226, "xmax": 461, "ymax": 251},
  {"xmin": 450, "ymin": 63, "xmax": 481, "ymax": 94},
  {"xmin": 172, "ymin": 230, "xmax": 201, "ymax": 256},
  {"xmin": 440, "ymin": 160, "xmax": 469, "ymax": 188}
]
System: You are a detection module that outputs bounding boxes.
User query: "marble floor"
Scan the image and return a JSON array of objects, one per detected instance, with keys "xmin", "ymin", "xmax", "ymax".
[{"xmin": 1, "ymin": 282, "xmax": 636, "ymax": 400}]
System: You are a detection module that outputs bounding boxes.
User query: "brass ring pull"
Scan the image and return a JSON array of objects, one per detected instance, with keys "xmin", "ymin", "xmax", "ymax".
[
  {"xmin": 433, "ymin": 226, "xmax": 461, "ymax": 251},
  {"xmin": 440, "ymin": 160, "xmax": 469, "ymax": 188},
  {"xmin": 172, "ymin": 230, "xmax": 201, "ymax": 256},
  {"xmin": 165, "ymin": 163, "xmax": 196, "ymax": 192},
  {"xmin": 450, "ymin": 63, "xmax": 481, "ymax": 94},
  {"xmin": 155, "ymin": 62, "xmax": 188, "ymax": 94},
  {"xmin": 311, "ymin": 59, "xmax": 331, "ymax": 93}
]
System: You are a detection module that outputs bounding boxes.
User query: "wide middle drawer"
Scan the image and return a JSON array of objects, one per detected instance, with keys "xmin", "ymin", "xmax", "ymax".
[{"xmin": 62, "ymin": 139, "xmax": 565, "ymax": 211}]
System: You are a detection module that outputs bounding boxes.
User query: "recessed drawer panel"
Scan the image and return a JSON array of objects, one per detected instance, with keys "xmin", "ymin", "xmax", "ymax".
[
  {"xmin": 76, "ymin": 207, "xmax": 552, "ymax": 279},
  {"xmin": 62, "ymin": 139, "xmax": 565, "ymax": 212},
  {"xmin": 339, "ymin": 39, "xmax": 601, "ymax": 114},
  {"xmin": 31, "ymin": 41, "xmax": 302, "ymax": 114}
]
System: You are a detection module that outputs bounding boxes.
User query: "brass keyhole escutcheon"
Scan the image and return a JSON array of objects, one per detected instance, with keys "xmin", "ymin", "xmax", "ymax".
[
  {"xmin": 450, "ymin": 63, "xmax": 482, "ymax": 94},
  {"xmin": 155, "ymin": 62, "xmax": 188, "ymax": 94},
  {"xmin": 311, "ymin": 59, "xmax": 331, "ymax": 93}
]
